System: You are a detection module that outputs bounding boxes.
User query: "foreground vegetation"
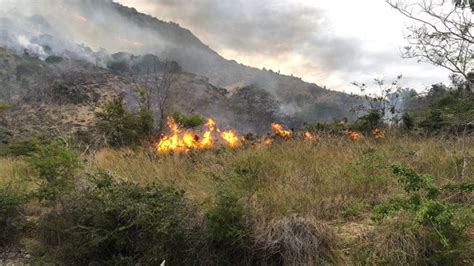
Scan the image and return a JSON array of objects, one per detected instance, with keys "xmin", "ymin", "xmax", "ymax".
[{"xmin": 0, "ymin": 133, "xmax": 472, "ymax": 265}]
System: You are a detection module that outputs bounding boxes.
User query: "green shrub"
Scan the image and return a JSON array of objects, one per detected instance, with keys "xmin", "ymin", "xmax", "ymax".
[
  {"xmin": 0, "ymin": 187, "xmax": 26, "ymax": 247},
  {"xmin": 171, "ymin": 112, "xmax": 205, "ymax": 129},
  {"xmin": 36, "ymin": 174, "xmax": 201, "ymax": 265},
  {"xmin": 206, "ymin": 189, "xmax": 251, "ymax": 262},
  {"xmin": 0, "ymin": 137, "xmax": 50, "ymax": 157},
  {"xmin": 27, "ymin": 142, "xmax": 81, "ymax": 202},
  {"xmin": 44, "ymin": 55, "xmax": 63, "ymax": 64},
  {"xmin": 372, "ymin": 164, "xmax": 473, "ymax": 264},
  {"xmin": 96, "ymin": 97, "xmax": 154, "ymax": 147},
  {"xmin": 15, "ymin": 61, "xmax": 41, "ymax": 80}
]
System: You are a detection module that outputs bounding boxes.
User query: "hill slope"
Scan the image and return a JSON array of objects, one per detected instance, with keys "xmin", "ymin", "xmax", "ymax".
[{"xmin": 0, "ymin": 0, "xmax": 359, "ymax": 121}]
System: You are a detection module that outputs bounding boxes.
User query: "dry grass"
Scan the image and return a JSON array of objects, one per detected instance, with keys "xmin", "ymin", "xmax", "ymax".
[
  {"xmin": 255, "ymin": 215, "xmax": 337, "ymax": 265},
  {"xmin": 85, "ymin": 135, "xmax": 472, "ymax": 221},
  {"xmin": 1, "ymin": 134, "xmax": 472, "ymax": 264}
]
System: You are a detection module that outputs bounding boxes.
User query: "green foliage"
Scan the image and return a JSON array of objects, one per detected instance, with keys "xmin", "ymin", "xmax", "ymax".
[
  {"xmin": 15, "ymin": 61, "xmax": 41, "ymax": 80},
  {"xmin": 0, "ymin": 137, "xmax": 50, "ymax": 157},
  {"xmin": 171, "ymin": 112, "xmax": 205, "ymax": 129},
  {"xmin": 353, "ymin": 110, "xmax": 383, "ymax": 132},
  {"xmin": 206, "ymin": 189, "xmax": 250, "ymax": 260},
  {"xmin": 27, "ymin": 142, "xmax": 81, "ymax": 201},
  {"xmin": 420, "ymin": 110, "xmax": 447, "ymax": 131},
  {"xmin": 0, "ymin": 187, "xmax": 26, "ymax": 247},
  {"xmin": 37, "ymin": 173, "xmax": 201, "ymax": 265},
  {"xmin": 96, "ymin": 97, "xmax": 154, "ymax": 147},
  {"xmin": 44, "ymin": 55, "xmax": 64, "ymax": 64},
  {"xmin": 414, "ymin": 88, "xmax": 474, "ymax": 133},
  {"xmin": 373, "ymin": 164, "xmax": 473, "ymax": 264},
  {"xmin": 401, "ymin": 112, "xmax": 415, "ymax": 130},
  {"xmin": 0, "ymin": 103, "xmax": 9, "ymax": 114},
  {"xmin": 346, "ymin": 149, "xmax": 390, "ymax": 199}
]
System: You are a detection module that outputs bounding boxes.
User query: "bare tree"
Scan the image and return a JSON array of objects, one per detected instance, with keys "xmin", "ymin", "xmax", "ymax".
[
  {"xmin": 131, "ymin": 59, "xmax": 177, "ymax": 134},
  {"xmin": 387, "ymin": 0, "xmax": 473, "ymax": 90},
  {"xmin": 351, "ymin": 75, "xmax": 404, "ymax": 127}
]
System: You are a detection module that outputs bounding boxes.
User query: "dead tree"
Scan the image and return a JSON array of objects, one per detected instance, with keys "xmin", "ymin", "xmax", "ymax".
[{"xmin": 131, "ymin": 59, "xmax": 177, "ymax": 134}]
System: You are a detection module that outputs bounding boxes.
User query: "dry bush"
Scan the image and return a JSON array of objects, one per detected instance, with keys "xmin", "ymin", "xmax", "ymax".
[{"xmin": 255, "ymin": 215, "xmax": 337, "ymax": 265}]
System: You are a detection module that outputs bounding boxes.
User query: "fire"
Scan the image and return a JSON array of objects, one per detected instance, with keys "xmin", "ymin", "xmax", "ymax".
[
  {"xmin": 156, "ymin": 117, "xmax": 241, "ymax": 153},
  {"xmin": 271, "ymin": 123, "xmax": 292, "ymax": 137},
  {"xmin": 372, "ymin": 128, "xmax": 385, "ymax": 139},
  {"xmin": 263, "ymin": 138, "xmax": 273, "ymax": 146},
  {"xmin": 344, "ymin": 130, "xmax": 364, "ymax": 141},
  {"xmin": 304, "ymin": 131, "xmax": 321, "ymax": 142},
  {"xmin": 221, "ymin": 130, "xmax": 240, "ymax": 147}
]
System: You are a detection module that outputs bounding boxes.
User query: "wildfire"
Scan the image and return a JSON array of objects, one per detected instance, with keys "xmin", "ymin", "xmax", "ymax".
[
  {"xmin": 304, "ymin": 131, "xmax": 321, "ymax": 142},
  {"xmin": 372, "ymin": 128, "xmax": 385, "ymax": 139},
  {"xmin": 271, "ymin": 123, "xmax": 292, "ymax": 137},
  {"xmin": 156, "ymin": 117, "xmax": 241, "ymax": 153},
  {"xmin": 344, "ymin": 130, "xmax": 364, "ymax": 141}
]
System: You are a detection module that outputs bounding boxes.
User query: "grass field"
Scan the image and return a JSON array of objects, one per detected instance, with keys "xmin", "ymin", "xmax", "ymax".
[{"xmin": 1, "ymin": 133, "xmax": 473, "ymax": 264}]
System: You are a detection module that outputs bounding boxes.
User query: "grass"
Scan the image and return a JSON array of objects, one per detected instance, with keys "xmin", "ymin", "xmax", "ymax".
[
  {"xmin": 88, "ymin": 135, "xmax": 472, "ymax": 220},
  {"xmin": 1, "ymin": 133, "xmax": 473, "ymax": 264}
]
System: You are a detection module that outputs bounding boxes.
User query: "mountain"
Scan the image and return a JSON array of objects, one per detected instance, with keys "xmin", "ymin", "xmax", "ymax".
[{"xmin": 0, "ymin": 0, "xmax": 360, "ymax": 133}]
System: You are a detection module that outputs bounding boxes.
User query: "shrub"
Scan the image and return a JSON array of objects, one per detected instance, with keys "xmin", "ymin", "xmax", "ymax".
[
  {"xmin": 37, "ymin": 173, "xmax": 202, "ymax": 265},
  {"xmin": 171, "ymin": 112, "xmax": 205, "ymax": 129},
  {"xmin": 27, "ymin": 142, "xmax": 81, "ymax": 202},
  {"xmin": 0, "ymin": 187, "xmax": 26, "ymax": 247},
  {"xmin": 401, "ymin": 112, "xmax": 415, "ymax": 130},
  {"xmin": 96, "ymin": 97, "xmax": 154, "ymax": 147},
  {"xmin": 0, "ymin": 137, "xmax": 50, "ymax": 157},
  {"xmin": 15, "ymin": 61, "xmax": 41, "ymax": 80},
  {"xmin": 206, "ymin": 189, "xmax": 251, "ymax": 262},
  {"xmin": 372, "ymin": 164, "xmax": 473, "ymax": 264},
  {"xmin": 44, "ymin": 55, "xmax": 63, "ymax": 64}
]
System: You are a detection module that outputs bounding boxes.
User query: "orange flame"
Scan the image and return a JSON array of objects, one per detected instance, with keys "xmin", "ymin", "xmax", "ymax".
[
  {"xmin": 156, "ymin": 117, "xmax": 242, "ymax": 153},
  {"xmin": 271, "ymin": 123, "xmax": 292, "ymax": 137},
  {"xmin": 344, "ymin": 130, "xmax": 364, "ymax": 141},
  {"xmin": 304, "ymin": 131, "xmax": 321, "ymax": 142},
  {"xmin": 372, "ymin": 128, "xmax": 385, "ymax": 139},
  {"xmin": 263, "ymin": 138, "xmax": 273, "ymax": 146},
  {"xmin": 221, "ymin": 130, "xmax": 241, "ymax": 147}
]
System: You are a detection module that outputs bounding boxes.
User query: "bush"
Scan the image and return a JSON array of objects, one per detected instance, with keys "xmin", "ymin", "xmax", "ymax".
[
  {"xmin": 0, "ymin": 137, "xmax": 50, "ymax": 157},
  {"xmin": 372, "ymin": 164, "xmax": 473, "ymax": 264},
  {"xmin": 27, "ymin": 142, "xmax": 81, "ymax": 202},
  {"xmin": 36, "ymin": 174, "xmax": 201, "ymax": 265},
  {"xmin": 96, "ymin": 97, "xmax": 154, "ymax": 147},
  {"xmin": 172, "ymin": 112, "xmax": 205, "ymax": 129},
  {"xmin": 44, "ymin": 55, "xmax": 63, "ymax": 64},
  {"xmin": 206, "ymin": 189, "xmax": 251, "ymax": 262},
  {"xmin": 0, "ymin": 188, "xmax": 26, "ymax": 247}
]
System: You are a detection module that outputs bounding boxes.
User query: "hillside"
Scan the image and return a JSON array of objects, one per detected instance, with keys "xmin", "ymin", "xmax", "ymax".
[{"xmin": 0, "ymin": 0, "xmax": 359, "ymax": 122}]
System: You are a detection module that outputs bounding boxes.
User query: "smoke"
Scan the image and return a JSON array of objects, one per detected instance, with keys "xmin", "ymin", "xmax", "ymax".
[{"xmin": 0, "ymin": 0, "xmax": 179, "ymax": 62}]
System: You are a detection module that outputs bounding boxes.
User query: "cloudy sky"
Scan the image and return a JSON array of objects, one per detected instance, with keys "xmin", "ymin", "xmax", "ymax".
[{"xmin": 115, "ymin": 0, "xmax": 449, "ymax": 92}]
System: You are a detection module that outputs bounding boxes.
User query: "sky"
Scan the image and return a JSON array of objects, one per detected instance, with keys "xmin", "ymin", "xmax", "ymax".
[{"xmin": 115, "ymin": 0, "xmax": 450, "ymax": 92}]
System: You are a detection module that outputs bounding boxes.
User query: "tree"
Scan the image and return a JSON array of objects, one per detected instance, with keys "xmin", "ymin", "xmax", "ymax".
[
  {"xmin": 132, "ymin": 59, "xmax": 178, "ymax": 134},
  {"xmin": 387, "ymin": 0, "xmax": 473, "ymax": 91},
  {"xmin": 351, "ymin": 75, "xmax": 404, "ymax": 130}
]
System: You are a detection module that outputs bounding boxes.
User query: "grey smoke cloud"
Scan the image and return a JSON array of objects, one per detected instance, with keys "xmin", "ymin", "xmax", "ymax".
[
  {"xmin": 116, "ymin": 0, "xmax": 450, "ymax": 91},
  {"xmin": 0, "ymin": 0, "xmax": 450, "ymax": 92}
]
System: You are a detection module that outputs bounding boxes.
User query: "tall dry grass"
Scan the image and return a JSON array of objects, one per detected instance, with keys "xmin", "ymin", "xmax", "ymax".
[{"xmin": 87, "ymin": 135, "xmax": 472, "ymax": 222}]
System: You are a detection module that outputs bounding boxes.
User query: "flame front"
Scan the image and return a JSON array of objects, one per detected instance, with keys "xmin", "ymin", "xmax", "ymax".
[
  {"xmin": 344, "ymin": 130, "xmax": 364, "ymax": 141},
  {"xmin": 271, "ymin": 123, "xmax": 292, "ymax": 137},
  {"xmin": 304, "ymin": 131, "xmax": 321, "ymax": 142},
  {"xmin": 221, "ymin": 130, "xmax": 240, "ymax": 147},
  {"xmin": 156, "ymin": 117, "xmax": 241, "ymax": 153}
]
